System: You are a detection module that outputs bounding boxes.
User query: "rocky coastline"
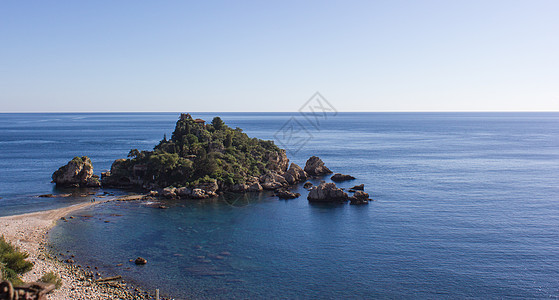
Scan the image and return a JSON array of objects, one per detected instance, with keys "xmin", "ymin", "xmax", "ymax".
[{"xmin": 51, "ymin": 114, "xmax": 373, "ymax": 204}]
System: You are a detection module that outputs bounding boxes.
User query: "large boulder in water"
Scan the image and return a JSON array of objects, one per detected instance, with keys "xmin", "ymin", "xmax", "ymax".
[
  {"xmin": 349, "ymin": 191, "xmax": 371, "ymax": 205},
  {"xmin": 307, "ymin": 182, "xmax": 348, "ymax": 202},
  {"xmin": 283, "ymin": 163, "xmax": 308, "ymax": 185},
  {"xmin": 52, "ymin": 156, "xmax": 100, "ymax": 187},
  {"xmin": 304, "ymin": 156, "xmax": 332, "ymax": 176},
  {"xmin": 260, "ymin": 172, "xmax": 288, "ymax": 190}
]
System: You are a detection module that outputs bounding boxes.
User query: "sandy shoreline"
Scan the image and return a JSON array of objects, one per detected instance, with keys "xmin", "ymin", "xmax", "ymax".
[{"xmin": 0, "ymin": 196, "xmax": 151, "ymax": 299}]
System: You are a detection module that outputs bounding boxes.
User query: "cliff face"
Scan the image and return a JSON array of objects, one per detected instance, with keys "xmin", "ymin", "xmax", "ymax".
[{"xmin": 101, "ymin": 114, "xmax": 289, "ymax": 192}]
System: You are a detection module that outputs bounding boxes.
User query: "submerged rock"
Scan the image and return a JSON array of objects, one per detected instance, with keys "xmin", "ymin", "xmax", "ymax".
[
  {"xmin": 307, "ymin": 182, "xmax": 348, "ymax": 202},
  {"xmin": 304, "ymin": 156, "xmax": 333, "ymax": 176},
  {"xmin": 134, "ymin": 257, "xmax": 147, "ymax": 265},
  {"xmin": 52, "ymin": 156, "xmax": 100, "ymax": 187}
]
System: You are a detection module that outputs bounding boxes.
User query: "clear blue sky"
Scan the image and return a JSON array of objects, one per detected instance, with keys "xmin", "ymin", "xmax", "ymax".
[{"xmin": 1, "ymin": 1, "xmax": 558, "ymax": 112}]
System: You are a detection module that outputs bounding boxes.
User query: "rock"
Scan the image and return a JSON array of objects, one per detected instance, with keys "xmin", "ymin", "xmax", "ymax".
[
  {"xmin": 307, "ymin": 182, "xmax": 348, "ymax": 202},
  {"xmin": 247, "ymin": 182, "xmax": 263, "ymax": 192},
  {"xmin": 148, "ymin": 190, "xmax": 159, "ymax": 197},
  {"xmin": 303, "ymin": 182, "xmax": 313, "ymax": 189},
  {"xmin": 158, "ymin": 205, "xmax": 168, "ymax": 209},
  {"xmin": 330, "ymin": 173, "xmax": 356, "ymax": 182},
  {"xmin": 52, "ymin": 156, "xmax": 99, "ymax": 187},
  {"xmin": 161, "ymin": 187, "xmax": 177, "ymax": 198},
  {"xmin": 265, "ymin": 149, "xmax": 289, "ymax": 174},
  {"xmin": 39, "ymin": 194, "xmax": 55, "ymax": 198},
  {"xmin": 190, "ymin": 188, "xmax": 208, "ymax": 199},
  {"xmin": 176, "ymin": 187, "xmax": 192, "ymax": 198},
  {"xmin": 304, "ymin": 156, "xmax": 333, "ymax": 176},
  {"xmin": 275, "ymin": 188, "xmax": 301, "ymax": 199},
  {"xmin": 229, "ymin": 183, "xmax": 249, "ymax": 192},
  {"xmin": 194, "ymin": 180, "xmax": 219, "ymax": 193},
  {"xmin": 350, "ymin": 184, "xmax": 364, "ymax": 190},
  {"xmin": 260, "ymin": 172, "xmax": 288, "ymax": 190},
  {"xmin": 349, "ymin": 190, "xmax": 371, "ymax": 205},
  {"xmin": 283, "ymin": 163, "xmax": 308, "ymax": 185},
  {"xmin": 134, "ymin": 257, "xmax": 147, "ymax": 265}
]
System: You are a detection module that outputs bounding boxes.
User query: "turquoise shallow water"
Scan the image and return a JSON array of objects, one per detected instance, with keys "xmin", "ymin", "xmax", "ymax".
[{"xmin": 2, "ymin": 112, "xmax": 559, "ymax": 298}]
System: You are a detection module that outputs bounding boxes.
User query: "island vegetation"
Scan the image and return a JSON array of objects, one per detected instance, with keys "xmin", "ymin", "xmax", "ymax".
[{"xmin": 100, "ymin": 114, "xmax": 290, "ymax": 197}]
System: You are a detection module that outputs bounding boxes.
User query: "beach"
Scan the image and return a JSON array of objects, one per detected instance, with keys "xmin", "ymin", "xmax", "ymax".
[{"xmin": 0, "ymin": 196, "xmax": 149, "ymax": 300}]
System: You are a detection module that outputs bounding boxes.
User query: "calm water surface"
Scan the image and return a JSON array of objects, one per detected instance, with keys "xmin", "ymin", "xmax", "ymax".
[{"xmin": 1, "ymin": 113, "xmax": 559, "ymax": 298}]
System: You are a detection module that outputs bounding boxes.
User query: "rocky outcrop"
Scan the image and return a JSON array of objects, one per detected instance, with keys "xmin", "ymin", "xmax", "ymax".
[
  {"xmin": 246, "ymin": 176, "xmax": 263, "ymax": 192},
  {"xmin": 161, "ymin": 187, "xmax": 177, "ymax": 198},
  {"xmin": 52, "ymin": 156, "xmax": 100, "ymax": 187},
  {"xmin": 283, "ymin": 163, "xmax": 308, "ymax": 185},
  {"xmin": 350, "ymin": 184, "xmax": 364, "ymax": 190},
  {"xmin": 330, "ymin": 173, "xmax": 356, "ymax": 182},
  {"xmin": 275, "ymin": 188, "xmax": 300, "ymax": 199},
  {"xmin": 265, "ymin": 149, "xmax": 289, "ymax": 174},
  {"xmin": 260, "ymin": 172, "xmax": 288, "ymax": 190},
  {"xmin": 307, "ymin": 182, "xmax": 348, "ymax": 202},
  {"xmin": 194, "ymin": 180, "xmax": 218, "ymax": 193},
  {"xmin": 304, "ymin": 156, "xmax": 332, "ymax": 176},
  {"xmin": 190, "ymin": 189, "xmax": 209, "ymax": 199},
  {"xmin": 176, "ymin": 187, "xmax": 191, "ymax": 197},
  {"xmin": 247, "ymin": 182, "xmax": 263, "ymax": 192},
  {"xmin": 349, "ymin": 191, "xmax": 371, "ymax": 205}
]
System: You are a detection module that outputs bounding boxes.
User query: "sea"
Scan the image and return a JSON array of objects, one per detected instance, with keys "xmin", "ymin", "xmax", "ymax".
[{"xmin": 1, "ymin": 112, "xmax": 558, "ymax": 299}]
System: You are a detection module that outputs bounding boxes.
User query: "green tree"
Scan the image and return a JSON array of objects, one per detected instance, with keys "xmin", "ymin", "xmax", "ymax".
[
  {"xmin": 211, "ymin": 117, "xmax": 225, "ymax": 131},
  {"xmin": 224, "ymin": 133, "xmax": 233, "ymax": 148},
  {"xmin": 128, "ymin": 149, "xmax": 140, "ymax": 158}
]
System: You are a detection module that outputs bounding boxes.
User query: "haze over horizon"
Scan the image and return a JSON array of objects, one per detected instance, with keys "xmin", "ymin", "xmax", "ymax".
[{"xmin": 1, "ymin": 1, "xmax": 558, "ymax": 112}]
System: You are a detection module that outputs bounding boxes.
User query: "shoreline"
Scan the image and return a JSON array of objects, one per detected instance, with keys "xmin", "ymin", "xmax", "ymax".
[{"xmin": 0, "ymin": 195, "xmax": 152, "ymax": 299}]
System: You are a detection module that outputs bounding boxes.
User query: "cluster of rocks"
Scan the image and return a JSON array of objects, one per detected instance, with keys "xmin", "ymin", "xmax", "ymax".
[
  {"xmin": 159, "ymin": 181, "xmax": 219, "ymax": 200},
  {"xmin": 152, "ymin": 156, "xmax": 333, "ymax": 200},
  {"xmin": 307, "ymin": 182, "xmax": 372, "ymax": 205},
  {"xmin": 51, "ymin": 155, "xmax": 374, "ymax": 205}
]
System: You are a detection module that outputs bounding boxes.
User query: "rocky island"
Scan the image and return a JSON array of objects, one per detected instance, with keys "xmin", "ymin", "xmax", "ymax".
[{"xmin": 52, "ymin": 113, "xmax": 372, "ymax": 204}]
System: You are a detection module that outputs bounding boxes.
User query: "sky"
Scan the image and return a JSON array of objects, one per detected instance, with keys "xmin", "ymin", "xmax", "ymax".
[{"xmin": 1, "ymin": 1, "xmax": 558, "ymax": 112}]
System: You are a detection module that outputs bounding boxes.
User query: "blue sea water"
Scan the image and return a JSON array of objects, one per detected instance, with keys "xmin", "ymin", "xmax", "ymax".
[{"xmin": 1, "ymin": 112, "xmax": 559, "ymax": 299}]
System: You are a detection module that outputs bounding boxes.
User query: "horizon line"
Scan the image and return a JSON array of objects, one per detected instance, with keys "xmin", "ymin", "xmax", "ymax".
[{"xmin": 2, "ymin": 110, "xmax": 559, "ymax": 114}]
